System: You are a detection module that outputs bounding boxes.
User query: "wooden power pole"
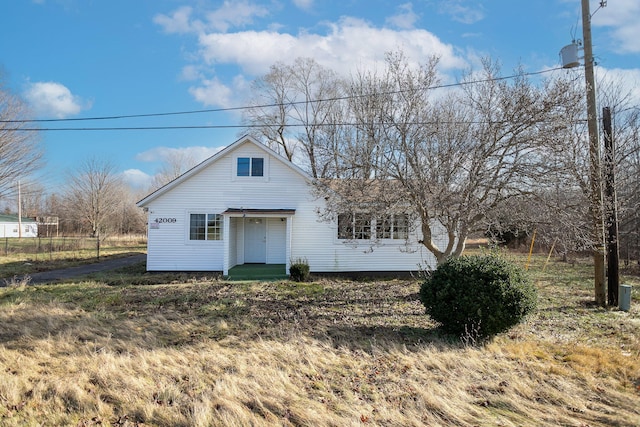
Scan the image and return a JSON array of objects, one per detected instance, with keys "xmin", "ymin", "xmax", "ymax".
[
  {"xmin": 581, "ymin": 0, "xmax": 607, "ymax": 306},
  {"xmin": 18, "ymin": 181, "xmax": 22, "ymax": 239},
  {"xmin": 603, "ymin": 107, "xmax": 619, "ymax": 306}
]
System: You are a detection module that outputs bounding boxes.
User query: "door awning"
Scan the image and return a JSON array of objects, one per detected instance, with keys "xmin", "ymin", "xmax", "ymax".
[{"xmin": 223, "ymin": 208, "xmax": 296, "ymax": 216}]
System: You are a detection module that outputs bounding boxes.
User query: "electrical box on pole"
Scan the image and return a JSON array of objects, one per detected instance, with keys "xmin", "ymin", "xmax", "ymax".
[{"xmin": 560, "ymin": 43, "xmax": 580, "ymax": 69}]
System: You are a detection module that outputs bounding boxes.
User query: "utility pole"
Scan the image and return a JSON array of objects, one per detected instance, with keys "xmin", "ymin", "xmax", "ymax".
[
  {"xmin": 582, "ymin": 0, "xmax": 607, "ymax": 306},
  {"xmin": 603, "ymin": 106, "xmax": 619, "ymax": 306},
  {"xmin": 18, "ymin": 180, "xmax": 22, "ymax": 239}
]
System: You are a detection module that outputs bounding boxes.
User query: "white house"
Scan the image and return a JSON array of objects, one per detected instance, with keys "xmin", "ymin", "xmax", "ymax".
[
  {"xmin": 0, "ymin": 214, "xmax": 38, "ymax": 238},
  {"xmin": 137, "ymin": 136, "xmax": 448, "ymax": 275}
]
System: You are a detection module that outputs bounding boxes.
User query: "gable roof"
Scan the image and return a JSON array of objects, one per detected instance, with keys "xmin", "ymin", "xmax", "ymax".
[
  {"xmin": 0, "ymin": 214, "xmax": 37, "ymax": 223},
  {"xmin": 137, "ymin": 135, "xmax": 312, "ymax": 207}
]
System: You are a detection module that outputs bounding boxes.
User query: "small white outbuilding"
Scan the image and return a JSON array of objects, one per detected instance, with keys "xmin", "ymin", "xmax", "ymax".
[
  {"xmin": 0, "ymin": 214, "xmax": 38, "ymax": 238},
  {"xmin": 136, "ymin": 136, "xmax": 449, "ymax": 276}
]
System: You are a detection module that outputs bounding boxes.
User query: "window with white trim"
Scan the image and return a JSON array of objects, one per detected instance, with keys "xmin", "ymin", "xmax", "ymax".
[
  {"xmin": 376, "ymin": 214, "xmax": 409, "ymax": 239},
  {"xmin": 337, "ymin": 213, "xmax": 353, "ymax": 239},
  {"xmin": 237, "ymin": 157, "xmax": 264, "ymax": 177},
  {"xmin": 338, "ymin": 213, "xmax": 409, "ymax": 240},
  {"xmin": 337, "ymin": 213, "xmax": 372, "ymax": 240},
  {"xmin": 190, "ymin": 213, "xmax": 223, "ymax": 240},
  {"xmin": 354, "ymin": 214, "xmax": 372, "ymax": 239}
]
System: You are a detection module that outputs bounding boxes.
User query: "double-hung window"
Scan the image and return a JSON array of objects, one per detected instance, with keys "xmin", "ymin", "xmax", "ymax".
[
  {"xmin": 337, "ymin": 213, "xmax": 354, "ymax": 240},
  {"xmin": 190, "ymin": 213, "xmax": 223, "ymax": 240},
  {"xmin": 376, "ymin": 216, "xmax": 393, "ymax": 239},
  {"xmin": 337, "ymin": 213, "xmax": 372, "ymax": 240},
  {"xmin": 338, "ymin": 213, "xmax": 409, "ymax": 240},
  {"xmin": 354, "ymin": 214, "xmax": 372, "ymax": 239},
  {"xmin": 393, "ymin": 214, "xmax": 409, "ymax": 239},
  {"xmin": 376, "ymin": 214, "xmax": 408, "ymax": 239},
  {"xmin": 237, "ymin": 157, "xmax": 264, "ymax": 177}
]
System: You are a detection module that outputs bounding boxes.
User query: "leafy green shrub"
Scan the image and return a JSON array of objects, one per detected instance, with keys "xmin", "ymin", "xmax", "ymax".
[
  {"xmin": 420, "ymin": 254, "xmax": 537, "ymax": 340},
  {"xmin": 289, "ymin": 258, "xmax": 310, "ymax": 282}
]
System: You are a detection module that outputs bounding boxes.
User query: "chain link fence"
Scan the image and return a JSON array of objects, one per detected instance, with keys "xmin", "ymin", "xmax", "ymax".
[{"xmin": 2, "ymin": 235, "xmax": 147, "ymax": 260}]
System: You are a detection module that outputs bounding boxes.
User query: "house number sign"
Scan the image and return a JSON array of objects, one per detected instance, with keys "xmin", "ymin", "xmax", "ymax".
[{"xmin": 154, "ymin": 218, "xmax": 177, "ymax": 224}]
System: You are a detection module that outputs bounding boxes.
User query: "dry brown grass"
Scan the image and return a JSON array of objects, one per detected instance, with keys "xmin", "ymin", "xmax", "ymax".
[
  {"xmin": 0, "ymin": 235, "xmax": 147, "ymax": 278},
  {"xmin": 0, "ymin": 255, "xmax": 639, "ymax": 426}
]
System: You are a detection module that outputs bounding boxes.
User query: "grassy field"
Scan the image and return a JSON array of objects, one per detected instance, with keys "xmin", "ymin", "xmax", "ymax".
[
  {"xmin": 0, "ymin": 253, "xmax": 638, "ymax": 426},
  {"xmin": 0, "ymin": 235, "xmax": 147, "ymax": 278}
]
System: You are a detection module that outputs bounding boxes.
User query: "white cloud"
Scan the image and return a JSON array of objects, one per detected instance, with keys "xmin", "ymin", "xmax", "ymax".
[
  {"xmin": 153, "ymin": 6, "xmax": 196, "ymax": 34},
  {"xmin": 293, "ymin": 0, "xmax": 314, "ymax": 11},
  {"xmin": 24, "ymin": 81, "xmax": 88, "ymax": 118},
  {"xmin": 157, "ymin": 7, "xmax": 467, "ymax": 109},
  {"xmin": 593, "ymin": 0, "xmax": 640, "ymax": 54},
  {"xmin": 386, "ymin": 3, "xmax": 419, "ymax": 30},
  {"xmin": 439, "ymin": 0, "xmax": 484, "ymax": 24},
  {"xmin": 179, "ymin": 65, "xmax": 202, "ymax": 81},
  {"xmin": 122, "ymin": 169, "xmax": 153, "ymax": 189},
  {"xmin": 184, "ymin": 17, "xmax": 466, "ymax": 108},
  {"xmin": 189, "ymin": 76, "xmax": 235, "ymax": 108},
  {"xmin": 135, "ymin": 146, "xmax": 225, "ymax": 164},
  {"xmin": 597, "ymin": 67, "xmax": 640, "ymax": 106},
  {"xmin": 205, "ymin": 0, "xmax": 269, "ymax": 32},
  {"xmin": 154, "ymin": 1, "xmax": 269, "ymax": 34},
  {"xmin": 187, "ymin": 73, "xmax": 252, "ymax": 109},
  {"xmin": 197, "ymin": 16, "xmax": 465, "ymax": 76}
]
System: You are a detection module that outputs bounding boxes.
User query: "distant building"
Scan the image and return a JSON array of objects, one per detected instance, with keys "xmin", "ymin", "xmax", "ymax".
[
  {"xmin": 35, "ymin": 216, "xmax": 59, "ymax": 237},
  {"xmin": 0, "ymin": 214, "xmax": 38, "ymax": 238}
]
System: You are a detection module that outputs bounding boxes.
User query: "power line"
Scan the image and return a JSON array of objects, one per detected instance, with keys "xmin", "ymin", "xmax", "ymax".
[
  {"xmin": 4, "ymin": 117, "xmax": 593, "ymax": 132},
  {"xmin": 1, "ymin": 67, "xmax": 566, "ymax": 125}
]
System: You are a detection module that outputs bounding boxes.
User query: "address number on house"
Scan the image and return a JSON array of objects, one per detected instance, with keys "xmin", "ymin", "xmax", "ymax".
[{"xmin": 154, "ymin": 218, "xmax": 177, "ymax": 223}]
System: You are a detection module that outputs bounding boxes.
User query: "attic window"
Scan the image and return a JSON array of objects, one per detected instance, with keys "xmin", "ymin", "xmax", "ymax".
[{"xmin": 237, "ymin": 157, "xmax": 264, "ymax": 177}]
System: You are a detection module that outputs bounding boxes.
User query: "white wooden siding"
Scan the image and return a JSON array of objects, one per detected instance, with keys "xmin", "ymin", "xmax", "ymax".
[
  {"xmin": 288, "ymin": 197, "xmax": 442, "ymax": 272},
  {"xmin": 0, "ymin": 222, "xmax": 38, "ymax": 238}
]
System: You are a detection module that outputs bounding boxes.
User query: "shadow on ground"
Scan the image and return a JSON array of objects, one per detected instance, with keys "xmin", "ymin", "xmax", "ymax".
[{"xmin": 0, "ymin": 277, "xmax": 454, "ymax": 353}]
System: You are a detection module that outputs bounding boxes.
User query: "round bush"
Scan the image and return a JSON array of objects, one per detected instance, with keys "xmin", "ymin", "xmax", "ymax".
[
  {"xmin": 289, "ymin": 258, "xmax": 310, "ymax": 282},
  {"xmin": 419, "ymin": 254, "xmax": 537, "ymax": 339}
]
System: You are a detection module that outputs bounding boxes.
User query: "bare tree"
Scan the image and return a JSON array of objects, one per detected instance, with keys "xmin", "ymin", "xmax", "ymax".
[
  {"xmin": 0, "ymin": 75, "xmax": 43, "ymax": 200},
  {"xmin": 17, "ymin": 179, "xmax": 47, "ymax": 217},
  {"xmin": 149, "ymin": 149, "xmax": 199, "ymax": 191},
  {"xmin": 315, "ymin": 54, "xmax": 578, "ymax": 264},
  {"xmin": 63, "ymin": 157, "xmax": 125, "ymax": 238},
  {"xmin": 114, "ymin": 188, "xmax": 148, "ymax": 235},
  {"xmin": 242, "ymin": 57, "xmax": 343, "ymax": 177},
  {"xmin": 242, "ymin": 61, "xmax": 296, "ymax": 161},
  {"xmin": 536, "ymin": 74, "xmax": 640, "ymax": 261}
]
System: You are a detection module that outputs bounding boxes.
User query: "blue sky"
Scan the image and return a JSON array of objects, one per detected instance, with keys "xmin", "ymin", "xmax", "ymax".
[{"xmin": 1, "ymin": 0, "xmax": 639, "ymax": 193}]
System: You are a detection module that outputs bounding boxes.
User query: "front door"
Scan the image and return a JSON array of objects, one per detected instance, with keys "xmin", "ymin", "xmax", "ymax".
[{"xmin": 244, "ymin": 218, "xmax": 266, "ymax": 263}]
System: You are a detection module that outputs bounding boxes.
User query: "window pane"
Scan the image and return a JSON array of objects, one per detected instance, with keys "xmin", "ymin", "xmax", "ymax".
[
  {"xmin": 190, "ymin": 214, "xmax": 206, "ymax": 240},
  {"xmin": 237, "ymin": 157, "xmax": 250, "ymax": 176},
  {"xmin": 207, "ymin": 214, "xmax": 222, "ymax": 240},
  {"xmin": 394, "ymin": 214, "xmax": 409, "ymax": 239},
  {"xmin": 354, "ymin": 214, "xmax": 371, "ymax": 240},
  {"xmin": 251, "ymin": 157, "xmax": 264, "ymax": 176},
  {"xmin": 337, "ymin": 213, "xmax": 353, "ymax": 239},
  {"xmin": 376, "ymin": 217, "xmax": 392, "ymax": 239}
]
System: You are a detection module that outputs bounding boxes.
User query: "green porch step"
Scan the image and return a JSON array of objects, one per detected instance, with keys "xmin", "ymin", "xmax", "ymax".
[{"xmin": 227, "ymin": 264, "xmax": 288, "ymax": 281}]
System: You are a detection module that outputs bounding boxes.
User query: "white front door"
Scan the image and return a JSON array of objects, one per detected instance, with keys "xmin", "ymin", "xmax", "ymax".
[{"xmin": 244, "ymin": 218, "xmax": 266, "ymax": 263}]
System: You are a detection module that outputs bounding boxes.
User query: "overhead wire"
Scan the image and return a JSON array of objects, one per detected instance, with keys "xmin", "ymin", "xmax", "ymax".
[
  {"xmin": 6, "ymin": 118, "xmax": 592, "ymax": 132},
  {"xmin": 1, "ymin": 66, "xmax": 567, "ymax": 130}
]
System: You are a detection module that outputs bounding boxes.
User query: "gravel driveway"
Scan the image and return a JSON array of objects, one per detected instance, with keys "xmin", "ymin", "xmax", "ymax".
[{"xmin": 3, "ymin": 253, "xmax": 146, "ymax": 285}]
